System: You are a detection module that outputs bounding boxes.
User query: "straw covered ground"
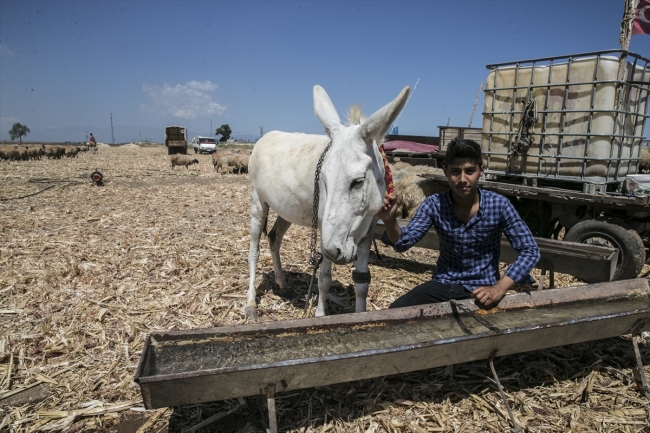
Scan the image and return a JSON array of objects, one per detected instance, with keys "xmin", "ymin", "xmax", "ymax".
[{"xmin": 0, "ymin": 144, "xmax": 648, "ymax": 432}]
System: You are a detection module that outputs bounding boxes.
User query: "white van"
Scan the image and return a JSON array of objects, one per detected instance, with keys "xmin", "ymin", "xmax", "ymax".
[{"xmin": 191, "ymin": 136, "xmax": 217, "ymax": 154}]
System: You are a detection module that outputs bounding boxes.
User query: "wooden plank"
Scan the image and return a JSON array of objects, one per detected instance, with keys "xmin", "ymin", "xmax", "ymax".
[{"xmin": 374, "ymin": 219, "xmax": 618, "ymax": 283}]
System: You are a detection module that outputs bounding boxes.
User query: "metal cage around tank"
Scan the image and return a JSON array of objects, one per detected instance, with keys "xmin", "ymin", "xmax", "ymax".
[{"xmin": 481, "ymin": 50, "xmax": 650, "ymax": 192}]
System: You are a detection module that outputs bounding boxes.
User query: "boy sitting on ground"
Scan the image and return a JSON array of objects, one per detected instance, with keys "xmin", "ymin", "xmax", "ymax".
[{"xmin": 377, "ymin": 138, "xmax": 540, "ymax": 309}]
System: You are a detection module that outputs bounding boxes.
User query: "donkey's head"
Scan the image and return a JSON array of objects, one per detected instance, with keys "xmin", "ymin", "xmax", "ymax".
[{"xmin": 313, "ymin": 85, "xmax": 410, "ymax": 265}]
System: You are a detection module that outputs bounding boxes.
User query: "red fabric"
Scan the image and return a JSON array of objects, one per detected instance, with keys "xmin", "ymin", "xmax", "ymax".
[
  {"xmin": 378, "ymin": 145, "xmax": 394, "ymax": 195},
  {"xmin": 633, "ymin": 0, "xmax": 650, "ymax": 35},
  {"xmin": 382, "ymin": 140, "xmax": 439, "ymax": 153}
]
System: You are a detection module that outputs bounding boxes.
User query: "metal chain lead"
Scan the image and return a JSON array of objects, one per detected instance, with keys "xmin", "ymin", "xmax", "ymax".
[
  {"xmin": 304, "ymin": 141, "xmax": 332, "ymax": 312},
  {"xmin": 513, "ymin": 92, "xmax": 538, "ymax": 156}
]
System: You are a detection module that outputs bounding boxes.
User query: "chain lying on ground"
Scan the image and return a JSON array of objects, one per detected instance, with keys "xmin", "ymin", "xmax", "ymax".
[{"xmin": 0, "ymin": 177, "xmax": 91, "ymax": 201}]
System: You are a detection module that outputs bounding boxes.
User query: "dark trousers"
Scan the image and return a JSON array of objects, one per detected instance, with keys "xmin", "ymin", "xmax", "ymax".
[{"xmin": 389, "ymin": 280, "xmax": 471, "ymax": 309}]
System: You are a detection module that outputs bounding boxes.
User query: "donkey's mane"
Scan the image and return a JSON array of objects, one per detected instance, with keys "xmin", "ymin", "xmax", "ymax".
[
  {"xmin": 346, "ymin": 104, "xmax": 389, "ymax": 145},
  {"xmin": 345, "ymin": 104, "xmax": 366, "ymax": 126}
]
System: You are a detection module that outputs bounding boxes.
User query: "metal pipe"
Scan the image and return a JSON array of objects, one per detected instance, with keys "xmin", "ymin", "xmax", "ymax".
[
  {"xmin": 267, "ymin": 384, "xmax": 278, "ymax": 433},
  {"xmin": 631, "ymin": 335, "xmax": 650, "ymax": 400},
  {"xmin": 488, "ymin": 350, "xmax": 522, "ymax": 433}
]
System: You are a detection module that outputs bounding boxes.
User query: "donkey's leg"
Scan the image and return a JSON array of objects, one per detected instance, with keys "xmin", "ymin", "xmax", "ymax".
[
  {"xmin": 315, "ymin": 257, "xmax": 332, "ymax": 317},
  {"xmin": 247, "ymin": 188, "xmax": 269, "ymax": 319},
  {"xmin": 268, "ymin": 216, "xmax": 292, "ymax": 296},
  {"xmin": 352, "ymin": 221, "xmax": 376, "ymax": 313}
]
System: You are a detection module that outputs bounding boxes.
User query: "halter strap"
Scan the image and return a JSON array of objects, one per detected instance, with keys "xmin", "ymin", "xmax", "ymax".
[{"xmin": 378, "ymin": 145, "xmax": 394, "ymax": 195}]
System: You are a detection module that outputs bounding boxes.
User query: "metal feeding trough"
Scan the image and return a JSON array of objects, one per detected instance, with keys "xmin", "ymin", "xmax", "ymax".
[{"xmin": 135, "ymin": 279, "xmax": 650, "ymax": 431}]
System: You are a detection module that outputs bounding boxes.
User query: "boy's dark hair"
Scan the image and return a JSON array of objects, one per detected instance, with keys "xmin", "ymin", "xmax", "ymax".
[{"xmin": 444, "ymin": 138, "xmax": 482, "ymax": 167}]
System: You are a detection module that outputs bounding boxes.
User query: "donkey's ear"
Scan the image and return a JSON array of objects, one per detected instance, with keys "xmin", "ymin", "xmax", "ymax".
[
  {"xmin": 360, "ymin": 86, "xmax": 410, "ymax": 141},
  {"xmin": 313, "ymin": 85, "xmax": 341, "ymax": 135}
]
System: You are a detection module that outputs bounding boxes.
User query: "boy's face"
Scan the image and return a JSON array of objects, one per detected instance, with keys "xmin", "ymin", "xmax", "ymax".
[{"xmin": 443, "ymin": 158, "xmax": 484, "ymax": 199}]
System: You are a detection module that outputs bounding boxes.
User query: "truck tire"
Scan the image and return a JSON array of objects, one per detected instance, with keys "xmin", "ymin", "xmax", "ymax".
[
  {"xmin": 517, "ymin": 199, "xmax": 553, "ymax": 238},
  {"xmin": 564, "ymin": 219, "xmax": 645, "ymax": 282},
  {"xmin": 168, "ymin": 147, "xmax": 173, "ymax": 155}
]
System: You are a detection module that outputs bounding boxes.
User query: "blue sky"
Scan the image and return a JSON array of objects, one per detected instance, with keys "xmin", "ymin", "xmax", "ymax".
[{"xmin": 1, "ymin": 0, "xmax": 649, "ymax": 143}]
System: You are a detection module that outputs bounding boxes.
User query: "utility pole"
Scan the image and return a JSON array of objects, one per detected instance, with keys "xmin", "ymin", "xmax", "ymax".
[
  {"xmin": 259, "ymin": 126, "xmax": 263, "ymax": 139},
  {"xmin": 110, "ymin": 113, "xmax": 115, "ymax": 144},
  {"xmin": 211, "ymin": 119, "xmax": 213, "ymax": 137}
]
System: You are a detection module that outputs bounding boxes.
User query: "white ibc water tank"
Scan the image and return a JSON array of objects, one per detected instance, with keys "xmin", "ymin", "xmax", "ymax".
[{"xmin": 482, "ymin": 55, "xmax": 649, "ymax": 180}]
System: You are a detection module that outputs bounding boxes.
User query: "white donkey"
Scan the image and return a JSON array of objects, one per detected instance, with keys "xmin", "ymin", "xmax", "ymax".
[{"xmin": 247, "ymin": 85, "xmax": 410, "ymax": 318}]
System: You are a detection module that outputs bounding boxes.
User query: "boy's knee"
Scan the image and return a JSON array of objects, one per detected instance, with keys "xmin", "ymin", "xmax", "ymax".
[{"xmin": 389, "ymin": 296, "xmax": 411, "ymax": 309}]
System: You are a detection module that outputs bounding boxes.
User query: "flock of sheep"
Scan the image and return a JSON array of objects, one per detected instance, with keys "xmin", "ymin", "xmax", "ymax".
[
  {"xmin": 169, "ymin": 148, "xmax": 252, "ymax": 174},
  {"xmin": 2, "ymin": 142, "xmax": 430, "ymax": 216},
  {"xmin": 168, "ymin": 146, "xmax": 434, "ymax": 218},
  {"xmin": 0, "ymin": 144, "xmax": 87, "ymax": 161}
]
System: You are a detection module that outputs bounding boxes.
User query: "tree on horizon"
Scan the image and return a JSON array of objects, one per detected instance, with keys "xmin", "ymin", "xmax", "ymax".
[
  {"xmin": 215, "ymin": 124, "xmax": 232, "ymax": 142},
  {"xmin": 9, "ymin": 122, "xmax": 30, "ymax": 143}
]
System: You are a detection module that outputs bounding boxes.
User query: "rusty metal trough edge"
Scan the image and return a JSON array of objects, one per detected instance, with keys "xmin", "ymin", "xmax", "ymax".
[{"xmin": 134, "ymin": 279, "xmax": 650, "ymax": 409}]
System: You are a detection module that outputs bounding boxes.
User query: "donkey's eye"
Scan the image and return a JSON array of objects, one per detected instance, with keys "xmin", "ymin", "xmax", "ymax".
[{"xmin": 350, "ymin": 178, "xmax": 364, "ymax": 189}]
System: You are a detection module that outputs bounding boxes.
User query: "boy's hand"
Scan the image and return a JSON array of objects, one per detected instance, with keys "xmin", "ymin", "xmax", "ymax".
[
  {"xmin": 471, "ymin": 277, "xmax": 515, "ymax": 308},
  {"xmin": 376, "ymin": 192, "xmax": 397, "ymax": 222}
]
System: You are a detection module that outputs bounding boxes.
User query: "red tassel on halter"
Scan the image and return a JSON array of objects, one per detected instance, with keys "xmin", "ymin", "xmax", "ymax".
[{"xmin": 378, "ymin": 145, "xmax": 393, "ymax": 195}]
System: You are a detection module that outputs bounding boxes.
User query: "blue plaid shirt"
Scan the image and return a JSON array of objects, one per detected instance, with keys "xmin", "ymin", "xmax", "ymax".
[{"xmin": 382, "ymin": 189, "xmax": 540, "ymax": 290}]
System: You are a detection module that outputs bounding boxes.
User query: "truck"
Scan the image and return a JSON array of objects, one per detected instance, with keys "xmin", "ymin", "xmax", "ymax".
[
  {"xmin": 392, "ymin": 50, "xmax": 650, "ymax": 283},
  {"xmin": 164, "ymin": 126, "xmax": 188, "ymax": 155}
]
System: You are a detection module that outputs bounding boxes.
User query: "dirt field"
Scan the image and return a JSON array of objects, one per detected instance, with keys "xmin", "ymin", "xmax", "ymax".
[{"xmin": 0, "ymin": 145, "xmax": 648, "ymax": 432}]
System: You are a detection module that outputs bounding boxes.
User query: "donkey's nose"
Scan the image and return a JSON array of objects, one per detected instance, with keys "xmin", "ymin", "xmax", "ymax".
[{"xmin": 335, "ymin": 248, "xmax": 342, "ymax": 259}]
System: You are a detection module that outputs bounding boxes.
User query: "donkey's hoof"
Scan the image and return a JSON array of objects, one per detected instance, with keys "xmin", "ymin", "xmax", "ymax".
[{"xmin": 244, "ymin": 306, "xmax": 258, "ymax": 320}]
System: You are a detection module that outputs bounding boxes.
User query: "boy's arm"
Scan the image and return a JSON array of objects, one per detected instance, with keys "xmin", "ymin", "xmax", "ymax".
[
  {"xmin": 376, "ymin": 192, "xmax": 436, "ymax": 252},
  {"xmin": 376, "ymin": 193, "xmax": 401, "ymax": 243},
  {"xmin": 472, "ymin": 276, "xmax": 515, "ymax": 307},
  {"xmin": 501, "ymin": 200, "xmax": 541, "ymax": 284},
  {"xmin": 473, "ymin": 198, "xmax": 540, "ymax": 308}
]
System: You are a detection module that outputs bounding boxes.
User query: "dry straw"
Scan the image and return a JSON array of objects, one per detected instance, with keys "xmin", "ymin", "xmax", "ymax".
[{"xmin": 0, "ymin": 145, "xmax": 648, "ymax": 432}]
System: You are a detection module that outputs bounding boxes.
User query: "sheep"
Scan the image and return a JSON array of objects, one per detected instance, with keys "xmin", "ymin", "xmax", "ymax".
[
  {"xmin": 65, "ymin": 146, "xmax": 79, "ymax": 158},
  {"xmin": 6, "ymin": 146, "xmax": 26, "ymax": 161},
  {"xmin": 212, "ymin": 149, "xmax": 237, "ymax": 173},
  {"xmin": 171, "ymin": 154, "xmax": 199, "ymax": 170},
  {"xmin": 26, "ymin": 145, "xmax": 45, "ymax": 160},
  {"xmin": 220, "ymin": 165, "xmax": 235, "ymax": 174},
  {"xmin": 212, "ymin": 151, "xmax": 227, "ymax": 172},
  {"xmin": 211, "ymin": 148, "xmax": 252, "ymax": 174},
  {"xmin": 231, "ymin": 154, "xmax": 250, "ymax": 174},
  {"xmin": 44, "ymin": 145, "xmax": 65, "ymax": 159},
  {"xmin": 391, "ymin": 163, "xmax": 442, "ymax": 219},
  {"xmin": 44, "ymin": 147, "xmax": 57, "ymax": 159},
  {"xmin": 0, "ymin": 147, "xmax": 9, "ymax": 160}
]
